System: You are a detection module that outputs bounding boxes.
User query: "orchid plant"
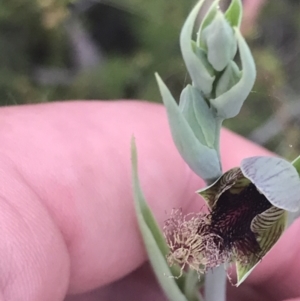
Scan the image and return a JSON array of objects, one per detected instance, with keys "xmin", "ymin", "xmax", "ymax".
[{"xmin": 131, "ymin": 1, "xmax": 300, "ymax": 301}]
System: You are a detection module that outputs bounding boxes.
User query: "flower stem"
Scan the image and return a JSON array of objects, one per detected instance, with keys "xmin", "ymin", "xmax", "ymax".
[
  {"xmin": 204, "ymin": 155, "xmax": 226, "ymax": 301},
  {"xmin": 213, "ymin": 117, "xmax": 224, "ymax": 169},
  {"xmin": 204, "ymin": 266, "xmax": 227, "ymax": 301},
  {"xmin": 184, "ymin": 269, "xmax": 204, "ymax": 301}
]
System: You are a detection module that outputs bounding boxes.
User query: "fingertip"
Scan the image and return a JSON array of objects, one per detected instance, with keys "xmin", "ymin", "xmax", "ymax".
[
  {"xmin": 0, "ymin": 101, "xmax": 203, "ymax": 294},
  {"xmin": 0, "ymin": 159, "xmax": 70, "ymax": 301},
  {"xmin": 0, "ymin": 101, "xmax": 276, "ymax": 299}
]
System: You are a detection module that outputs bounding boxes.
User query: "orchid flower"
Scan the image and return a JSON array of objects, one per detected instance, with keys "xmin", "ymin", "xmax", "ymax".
[
  {"xmin": 165, "ymin": 156, "xmax": 300, "ymax": 286},
  {"xmin": 131, "ymin": 0, "xmax": 300, "ymax": 301}
]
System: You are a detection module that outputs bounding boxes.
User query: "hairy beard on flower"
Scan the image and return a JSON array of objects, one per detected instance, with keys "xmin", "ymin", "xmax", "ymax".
[
  {"xmin": 164, "ymin": 209, "xmax": 232, "ymax": 277},
  {"xmin": 163, "ymin": 167, "xmax": 284, "ymax": 280}
]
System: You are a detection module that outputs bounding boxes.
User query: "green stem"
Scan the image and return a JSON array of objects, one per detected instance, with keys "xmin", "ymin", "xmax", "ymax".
[
  {"xmin": 204, "ymin": 157, "xmax": 226, "ymax": 301},
  {"xmin": 213, "ymin": 117, "xmax": 224, "ymax": 176},
  {"xmin": 203, "ymin": 127, "xmax": 225, "ymax": 301},
  {"xmin": 204, "ymin": 266, "xmax": 227, "ymax": 301},
  {"xmin": 184, "ymin": 270, "xmax": 204, "ymax": 301}
]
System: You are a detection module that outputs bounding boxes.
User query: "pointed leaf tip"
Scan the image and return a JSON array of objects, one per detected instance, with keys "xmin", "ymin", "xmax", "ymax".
[
  {"xmin": 131, "ymin": 136, "xmax": 137, "ymax": 163},
  {"xmin": 292, "ymin": 155, "xmax": 300, "ymax": 176},
  {"xmin": 180, "ymin": 0, "xmax": 215, "ymax": 95},
  {"xmin": 225, "ymin": 0, "xmax": 243, "ymax": 28},
  {"xmin": 131, "ymin": 139, "xmax": 189, "ymax": 301}
]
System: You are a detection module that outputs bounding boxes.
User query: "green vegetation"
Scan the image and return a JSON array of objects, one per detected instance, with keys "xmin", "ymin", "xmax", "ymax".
[{"xmin": 1, "ymin": 0, "xmax": 300, "ymax": 159}]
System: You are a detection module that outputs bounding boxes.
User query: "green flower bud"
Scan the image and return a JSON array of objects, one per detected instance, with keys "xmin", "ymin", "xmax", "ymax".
[
  {"xmin": 209, "ymin": 29, "xmax": 256, "ymax": 118},
  {"xmin": 201, "ymin": 11, "xmax": 237, "ymax": 71},
  {"xmin": 180, "ymin": 0, "xmax": 215, "ymax": 95}
]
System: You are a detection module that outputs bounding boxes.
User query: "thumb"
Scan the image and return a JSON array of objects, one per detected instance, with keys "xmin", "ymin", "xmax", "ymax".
[{"xmin": 0, "ymin": 101, "xmax": 271, "ymax": 301}]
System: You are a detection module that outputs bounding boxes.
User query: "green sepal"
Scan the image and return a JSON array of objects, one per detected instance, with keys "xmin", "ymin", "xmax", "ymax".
[
  {"xmin": 197, "ymin": 0, "xmax": 219, "ymax": 49},
  {"xmin": 210, "ymin": 28, "xmax": 256, "ymax": 118},
  {"xmin": 225, "ymin": 0, "xmax": 243, "ymax": 28},
  {"xmin": 236, "ymin": 209, "xmax": 287, "ymax": 286},
  {"xmin": 179, "ymin": 85, "xmax": 217, "ymax": 148},
  {"xmin": 131, "ymin": 138, "xmax": 189, "ymax": 301},
  {"xmin": 180, "ymin": 0, "xmax": 215, "ymax": 95},
  {"xmin": 197, "ymin": 167, "xmax": 245, "ymax": 209},
  {"xmin": 215, "ymin": 60, "xmax": 241, "ymax": 97},
  {"xmin": 156, "ymin": 73, "xmax": 221, "ymax": 182},
  {"xmin": 191, "ymin": 41, "xmax": 215, "ymax": 77},
  {"xmin": 201, "ymin": 11, "xmax": 237, "ymax": 71}
]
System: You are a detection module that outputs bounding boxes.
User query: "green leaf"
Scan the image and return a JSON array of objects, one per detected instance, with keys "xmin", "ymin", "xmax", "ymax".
[
  {"xmin": 156, "ymin": 73, "xmax": 222, "ymax": 182},
  {"xmin": 179, "ymin": 85, "xmax": 217, "ymax": 148},
  {"xmin": 209, "ymin": 28, "xmax": 256, "ymax": 118},
  {"xmin": 288, "ymin": 156, "xmax": 300, "ymax": 226},
  {"xmin": 131, "ymin": 138, "xmax": 189, "ymax": 301},
  {"xmin": 287, "ymin": 156, "xmax": 300, "ymax": 226},
  {"xmin": 180, "ymin": 0, "xmax": 215, "ymax": 95},
  {"xmin": 292, "ymin": 155, "xmax": 300, "ymax": 176},
  {"xmin": 215, "ymin": 60, "xmax": 241, "ymax": 97},
  {"xmin": 225, "ymin": 0, "xmax": 243, "ymax": 28}
]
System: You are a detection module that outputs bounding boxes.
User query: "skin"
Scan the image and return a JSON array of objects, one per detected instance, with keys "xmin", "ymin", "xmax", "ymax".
[
  {"xmin": 241, "ymin": 0, "xmax": 266, "ymax": 35},
  {"xmin": 0, "ymin": 101, "xmax": 298, "ymax": 301}
]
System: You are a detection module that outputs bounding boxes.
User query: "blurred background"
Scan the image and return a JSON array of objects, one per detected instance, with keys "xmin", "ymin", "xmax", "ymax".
[{"xmin": 1, "ymin": 0, "xmax": 300, "ymax": 159}]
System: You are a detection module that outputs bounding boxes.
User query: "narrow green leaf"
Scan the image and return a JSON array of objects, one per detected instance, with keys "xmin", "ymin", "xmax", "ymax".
[
  {"xmin": 225, "ymin": 0, "xmax": 243, "ymax": 28},
  {"xmin": 180, "ymin": 0, "xmax": 215, "ymax": 95},
  {"xmin": 131, "ymin": 139, "xmax": 189, "ymax": 301},
  {"xmin": 156, "ymin": 73, "xmax": 222, "ymax": 182},
  {"xmin": 209, "ymin": 28, "xmax": 256, "ymax": 118},
  {"xmin": 287, "ymin": 156, "xmax": 300, "ymax": 226},
  {"xmin": 292, "ymin": 155, "xmax": 300, "ymax": 176}
]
